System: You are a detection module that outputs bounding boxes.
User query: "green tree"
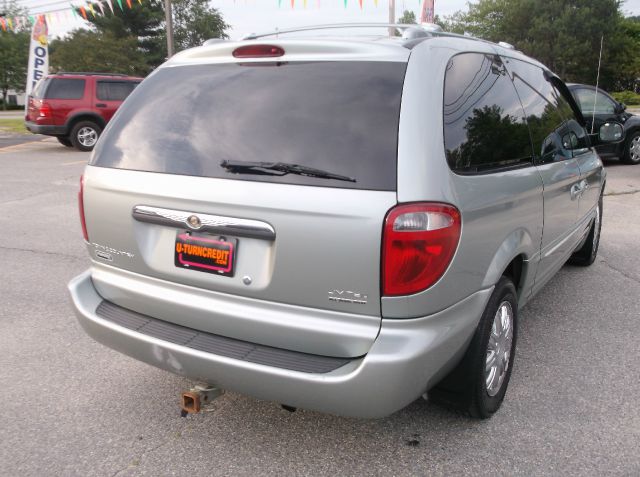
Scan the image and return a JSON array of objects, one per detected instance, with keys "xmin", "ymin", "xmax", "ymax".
[
  {"xmin": 49, "ymin": 29, "xmax": 148, "ymax": 76},
  {"xmin": 0, "ymin": 31, "xmax": 29, "ymax": 109},
  {"xmin": 83, "ymin": 0, "xmax": 165, "ymax": 71},
  {"xmin": 614, "ymin": 16, "xmax": 640, "ymax": 91},
  {"xmin": 82, "ymin": 0, "xmax": 229, "ymax": 70},
  {"xmin": 173, "ymin": 0, "xmax": 228, "ymax": 51},
  {"xmin": 398, "ymin": 10, "xmax": 417, "ymax": 25},
  {"xmin": 441, "ymin": 0, "xmax": 639, "ymax": 91},
  {"xmin": 447, "ymin": 105, "xmax": 531, "ymax": 169},
  {"xmin": 0, "ymin": 1, "xmax": 29, "ymax": 109}
]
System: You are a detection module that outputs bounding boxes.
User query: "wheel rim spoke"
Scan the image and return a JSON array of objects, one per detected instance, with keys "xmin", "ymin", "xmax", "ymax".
[
  {"xmin": 485, "ymin": 301, "xmax": 514, "ymax": 397},
  {"xmin": 631, "ymin": 137, "xmax": 640, "ymax": 160},
  {"xmin": 78, "ymin": 127, "xmax": 97, "ymax": 147}
]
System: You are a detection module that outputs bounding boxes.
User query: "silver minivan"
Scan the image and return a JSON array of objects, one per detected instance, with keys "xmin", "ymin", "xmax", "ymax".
[{"xmin": 69, "ymin": 25, "xmax": 620, "ymax": 418}]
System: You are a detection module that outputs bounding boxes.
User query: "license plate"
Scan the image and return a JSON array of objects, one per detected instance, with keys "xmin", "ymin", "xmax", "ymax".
[{"xmin": 174, "ymin": 232, "xmax": 237, "ymax": 277}]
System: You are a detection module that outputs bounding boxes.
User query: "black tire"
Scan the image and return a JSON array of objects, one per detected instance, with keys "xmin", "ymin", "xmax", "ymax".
[
  {"xmin": 69, "ymin": 121, "xmax": 102, "ymax": 152},
  {"xmin": 621, "ymin": 130, "xmax": 640, "ymax": 165},
  {"xmin": 428, "ymin": 276, "xmax": 518, "ymax": 419},
  {"xmin": 57, "ymin": 136, "xmax": 73, "ymax": 147},
  {"xmin": 568, "ymin": 194, "xmax": 603, "ymax": 266}
]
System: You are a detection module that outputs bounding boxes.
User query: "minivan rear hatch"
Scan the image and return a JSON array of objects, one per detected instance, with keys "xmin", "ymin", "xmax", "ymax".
[{"xmin": 83, "ymin": 55, "xmax": 406, "ymax": 354}]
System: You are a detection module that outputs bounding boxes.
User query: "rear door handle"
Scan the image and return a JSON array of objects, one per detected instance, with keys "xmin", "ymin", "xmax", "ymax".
[{"xmin": 95, "ymin": 103, "xmax": 107, "ymax": 108}]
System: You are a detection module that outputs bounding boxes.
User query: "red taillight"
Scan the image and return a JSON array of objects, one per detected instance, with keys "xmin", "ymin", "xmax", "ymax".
[
  {"xmin": 232, "ymin": 44, "xmax": 285, "ymax": 58},
  {"xmin": 78, "ymin": 175, "xmax": 89, "ymax": 242},
  {"xmin": 39, "ymin": 102, "xmax": 52, "ymax": 118},
  {"xmin": 382, "ymin": 203, "xmax": 461, "ymax": 296}
]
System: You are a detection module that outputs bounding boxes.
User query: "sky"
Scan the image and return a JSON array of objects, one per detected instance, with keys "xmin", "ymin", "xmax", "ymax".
[{"xmin": 16, "ymin": 0, "xmax": 640, "ymax": 39}]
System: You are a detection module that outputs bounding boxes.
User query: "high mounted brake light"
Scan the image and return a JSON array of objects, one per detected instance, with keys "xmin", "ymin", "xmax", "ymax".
[
  {"xmin": 232, "ymin": 45, "xmax": 285, "ymax": 58},
  {"xmin": 382, "ymin": 203, "xmax": 461, "ymax": 296}
]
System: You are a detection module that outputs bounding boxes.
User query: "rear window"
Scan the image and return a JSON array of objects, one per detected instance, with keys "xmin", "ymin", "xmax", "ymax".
[
  {"xmin": 45, "ymin": 78, "xmax": 85, "ymax": 99},
  {"xmin": 31, "ymin": 78, "xmax": 50, "ymax": 98},
  {"xmin": 96, "ymin": 81, "xmax": 139, "ymax": 101},
  {"xmin": 91, "ymin": 61, "xmax": 407, "ymax": 190}
]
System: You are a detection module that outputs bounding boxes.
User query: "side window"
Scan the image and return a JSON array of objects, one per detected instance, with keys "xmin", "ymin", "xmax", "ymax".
[
  {"xmin": 96, "ymin": 81, "xmax": 138, "ymax": 101},
  {"xmin": 573, "ymin": 88, "xmax": 616, "ymax": 115},
  {"xmin": 45, "ymin": 79, "xmax": 85, "ymax": 100},
  {"xmin": 507, "ymin": 60, "xmax": 573, "ymax": 164},
  {"xmin": 443, "ymin": 52, "xmax": 533, "ymax": 174}
]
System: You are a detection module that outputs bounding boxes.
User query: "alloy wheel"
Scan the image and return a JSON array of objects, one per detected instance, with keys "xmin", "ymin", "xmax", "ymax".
[
  {"xmin": 485, "ymin": 301, "xmax": 514, "ymax": 397},
  {"xmin": 77, "ymin": 127, "xmax": 98, "ymax": 148},
  {"xmin": 631, "ymin": 135, "xmax": 640, "ymax": 163}
]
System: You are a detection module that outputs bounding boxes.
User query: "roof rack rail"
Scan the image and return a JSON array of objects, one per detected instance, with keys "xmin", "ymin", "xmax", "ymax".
[
  {"xmin": 56, "ymin": 72, "xmax": 130, "ymax": 77},
  {"xmin": 242, "ymin": 23, "xmax": 446, "ymax": 40},
  {"xmin": 203, "ymin": 38, "xmax": 228, "ymax": 46},
  {"xmin": 239, "ymin": 23, "xmax": 521, "ymax": 55}
]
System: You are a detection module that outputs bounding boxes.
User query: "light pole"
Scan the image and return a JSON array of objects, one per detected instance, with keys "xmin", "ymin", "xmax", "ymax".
[
  {"xmin": 388, "ymin": 0, "xmax": 395, "ymax": 36},
  {"xmin": 164, "ymin": 0, "xmax": 175, "ymax": 58}
]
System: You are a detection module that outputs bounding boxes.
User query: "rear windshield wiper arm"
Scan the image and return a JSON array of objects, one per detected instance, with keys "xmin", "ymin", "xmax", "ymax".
[{"xmin": 220, "ymin": 160, "xmax": 356, "ymax": 183}]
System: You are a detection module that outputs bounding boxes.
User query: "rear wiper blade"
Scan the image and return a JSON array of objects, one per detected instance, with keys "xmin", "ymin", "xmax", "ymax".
[{"xmin": 220, "ymin": 160, "xmax": 356, "ymax": 183}]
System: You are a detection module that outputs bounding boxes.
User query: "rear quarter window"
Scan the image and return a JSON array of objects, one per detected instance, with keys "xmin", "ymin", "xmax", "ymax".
[
  {"xmin": 45, "ymin": 78, "xmax": 86, "ymax": 100},
  {"xmin": 96, "ymin": 81, "xmax": 139, "ymax": 101},
  {"xmin": 443, "ymin": 52, "xmax": 533, "ymax": 174},
  {"xmin": 31, "ymin": 78, "xmax": 50, "ymax": 98},
  {"xmin": 90, "ymin": 61, "xmax": 407, "ymax": 191}
]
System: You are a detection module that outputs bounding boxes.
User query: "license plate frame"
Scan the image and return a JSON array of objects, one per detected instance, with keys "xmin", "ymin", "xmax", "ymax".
[{"xmin": 174, "ymin": 232, "xmax": 237, "ymax": 277}]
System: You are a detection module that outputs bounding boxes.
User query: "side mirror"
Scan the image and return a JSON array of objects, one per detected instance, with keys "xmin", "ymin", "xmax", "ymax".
[
  {"xmin": 615, "ymin": 102, "xmax": 627, "ymax": 114},
  {"xmin": 599, "ymin": 122, "xmax": 624, "ymax": 143}
]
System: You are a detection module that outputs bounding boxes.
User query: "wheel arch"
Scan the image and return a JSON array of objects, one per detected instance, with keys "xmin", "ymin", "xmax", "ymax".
[
  {"xmin": 65, "ymin": 112, "xmax": 106, "ymax": 132},
  {"xmin": 480, "ymin": 228, "xmax": 533, "ymax": 302}
]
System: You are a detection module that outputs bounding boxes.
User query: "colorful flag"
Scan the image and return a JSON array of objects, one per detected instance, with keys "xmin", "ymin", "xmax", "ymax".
[
  {"xmin": 25, "ymin": 16, "xmax": 49, "ymax": 104},
  {"xmin": 420, "ymin": 0, "xmax": 435, "ymax": 23}
]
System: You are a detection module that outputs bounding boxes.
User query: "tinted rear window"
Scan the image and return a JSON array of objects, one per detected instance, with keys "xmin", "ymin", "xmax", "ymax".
[
  {"xmin": 32, "ymin": 78, "xmax": 50, "ymax": 98},
  {"xmin": 45, "ymin": 78, "xmax": 85, "ymax": 99},
  {"xmin": 96, "ymin": 81, "xmax": 139, "ymax": 101},
  {"xmin": 91, "ymin": 62, "xmax": 406, "ymax": 190}
]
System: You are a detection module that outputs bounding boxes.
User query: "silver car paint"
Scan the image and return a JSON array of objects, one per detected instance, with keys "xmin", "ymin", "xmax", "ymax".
[
  {"xmin": 82, "ymin": 166, "xmax": 397, "ymax": 356},
  {"xmin": 70, "ymin": 270, "xmax": 493, "ymax": 418},
  {"xmin": 69, "ymin": 34, "xmax": 605, "ymax": 417},
  {"xmin": 387, "ymin": 38, "xmax": 545, "ymax": 316},
  {"xmin": 89, "ymin": 262, "xmax": 380, "ymax": 357}
]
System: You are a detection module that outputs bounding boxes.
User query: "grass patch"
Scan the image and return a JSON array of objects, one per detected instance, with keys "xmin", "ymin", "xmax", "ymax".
[
  {"xmin": 611, "ymin": 91, "xmax": 640, "ymax": 106},
  {"xmin": 0, "ymin": 118, "xmax": 28, "ymax": 134}
]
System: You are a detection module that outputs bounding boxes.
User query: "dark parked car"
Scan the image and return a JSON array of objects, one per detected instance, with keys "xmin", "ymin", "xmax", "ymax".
[
  {"xmin": 26, "ymin": 72, "xmax": 142, "ymax": 151},
  {"xmin": 568, "ymin": 83, "xmax": 640, "ymax": 164}
]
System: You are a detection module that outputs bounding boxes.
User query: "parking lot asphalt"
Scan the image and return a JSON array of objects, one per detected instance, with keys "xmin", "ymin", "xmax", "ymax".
[
  {"xmin": 1, "ymin": 139, "xmax": 639, "ymax": 476},
  {"xmin": 0, "ymin": 133, "xmax": 47, "ymax": 149}
]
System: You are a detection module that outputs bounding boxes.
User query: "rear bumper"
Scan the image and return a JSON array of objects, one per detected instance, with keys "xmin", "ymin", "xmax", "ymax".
[
  {"xmin": 25, "ymin": 121, "xmax": 66, "ymax": 135},
  {"xmin": 69, "ymin": 270, "xmax": 492, "ymax": 418}
]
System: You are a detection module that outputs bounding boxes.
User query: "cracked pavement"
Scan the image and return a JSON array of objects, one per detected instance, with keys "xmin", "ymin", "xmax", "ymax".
[{"xmin": 1, "ymin": 142, "xmax": 639, "ymax": 476}]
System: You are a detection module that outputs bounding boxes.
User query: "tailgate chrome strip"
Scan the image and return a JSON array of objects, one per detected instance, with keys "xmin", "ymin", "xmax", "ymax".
[{"xmin": 132, "ymin": 205, "xmax": 276, "ymax": 240}]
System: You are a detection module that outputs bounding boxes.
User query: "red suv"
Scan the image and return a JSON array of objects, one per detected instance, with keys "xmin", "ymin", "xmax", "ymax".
[{"xmin": 26, "ymin": 72, "xmax": 142, "ymax": 151}]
